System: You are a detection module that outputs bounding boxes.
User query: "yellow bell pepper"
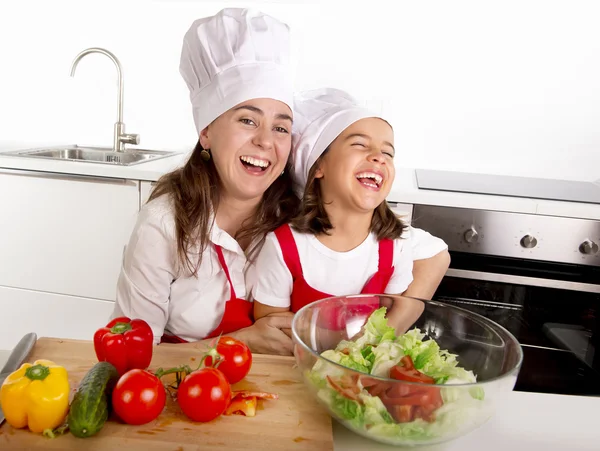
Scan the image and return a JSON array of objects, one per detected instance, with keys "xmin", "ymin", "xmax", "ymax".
[{"xmin": 0, "ymin": 359, "xmax": 70, "ymax": 433}]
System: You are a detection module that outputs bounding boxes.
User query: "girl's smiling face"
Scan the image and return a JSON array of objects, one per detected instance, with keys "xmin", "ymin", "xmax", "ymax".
[{"xmin": 314, "ymin": 117, "xmax": 395, "ymax": 213}]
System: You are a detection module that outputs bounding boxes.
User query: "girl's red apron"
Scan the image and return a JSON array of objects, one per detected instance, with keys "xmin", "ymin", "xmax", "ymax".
[
  {"xmin": 273, "ymin": 224, "xmax": 395, "ymax": 329},
  {"xmin": 161, "ymin": 245, "xmax": 253, "ymax": 344}
]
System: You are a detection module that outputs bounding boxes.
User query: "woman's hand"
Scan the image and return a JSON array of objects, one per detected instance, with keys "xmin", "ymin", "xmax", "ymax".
[{"xmin": 235, "ymin": 315, "xmax": 294, "ymax": 356}]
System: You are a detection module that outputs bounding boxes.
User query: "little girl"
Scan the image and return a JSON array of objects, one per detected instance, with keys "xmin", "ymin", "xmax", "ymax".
[{"xmin": 250, "ymin": 88, "xmax": 425, "ymax": 332}]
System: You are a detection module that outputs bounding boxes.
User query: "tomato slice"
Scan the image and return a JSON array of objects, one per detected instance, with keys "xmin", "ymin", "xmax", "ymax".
[
  {"xmin": 389, "ymin": 405, "xmax": 414, "ymax": 423},
  {"xmin": 232, "ymin": 390, "xmax": 279, "ymax": 400},
  {"xmin": 225, "ymin": 396, "xmax": 258, "ymax": 416},
  {"xmin": 389, "ymin": 356, "xmax": 436, "ymax": 384}
]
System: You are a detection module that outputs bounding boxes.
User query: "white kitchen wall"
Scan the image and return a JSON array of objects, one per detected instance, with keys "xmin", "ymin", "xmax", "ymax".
[{"xmin": 1, "ymin": 0, "xmax": 599, "ymax": 180}]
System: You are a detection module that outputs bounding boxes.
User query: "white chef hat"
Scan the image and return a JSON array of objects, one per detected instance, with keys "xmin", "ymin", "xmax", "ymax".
[
  {"xmin": 180, "ymin": 8, "xmax": 294, "ymax": 135},
  {"xmin": 291, "ymin": 88, "xmax": 384, "ymax": 196}
]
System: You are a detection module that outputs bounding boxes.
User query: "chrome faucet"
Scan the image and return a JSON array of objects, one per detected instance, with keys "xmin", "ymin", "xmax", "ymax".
[{"xmin": 70, "ymin": 47, "xmax": 140, "ymax": 152}]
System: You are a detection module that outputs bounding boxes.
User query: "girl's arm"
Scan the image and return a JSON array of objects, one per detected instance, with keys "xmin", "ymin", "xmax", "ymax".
[
  {"xmin": 402, "ymin": 250, "xmax": 451, "ymax": 300},
  {"xmin": 248, "ymin": 232, "xmax": 294, "ymax": 333}
]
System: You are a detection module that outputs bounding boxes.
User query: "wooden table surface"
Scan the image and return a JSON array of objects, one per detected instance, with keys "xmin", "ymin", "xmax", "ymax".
[{"xmin": 0, "ymin": 338, "xmax": 334, "ymax": 451}]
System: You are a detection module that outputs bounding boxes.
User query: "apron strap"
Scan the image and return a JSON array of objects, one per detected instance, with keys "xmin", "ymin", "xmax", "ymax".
[
  {"xmin": 378, "ymin": 239, "xmax": 394, "ymax": 272},
  {"xmin": 273, "ymin": 224, "xmax": 303, "ymax": 280},
  {"xmin": 214, "ymin": 244, "xmax": 236, "ymax": 299}
]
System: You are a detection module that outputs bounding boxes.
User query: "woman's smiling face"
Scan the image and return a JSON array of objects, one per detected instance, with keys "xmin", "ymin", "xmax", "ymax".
[{"xmin": 200, "ymin": 98, "xmax": 293, "ymax": 202}]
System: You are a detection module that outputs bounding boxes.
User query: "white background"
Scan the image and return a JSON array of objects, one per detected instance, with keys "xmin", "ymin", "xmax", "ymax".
[{"xmin": 1, "ymin": 0, "xmax": 599, "ymax": 181}]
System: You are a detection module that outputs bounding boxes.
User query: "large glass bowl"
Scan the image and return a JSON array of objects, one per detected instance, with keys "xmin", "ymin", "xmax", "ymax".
[{"xmin": 291, "ymin": 294, "xmax": 523, "ymax": 447}]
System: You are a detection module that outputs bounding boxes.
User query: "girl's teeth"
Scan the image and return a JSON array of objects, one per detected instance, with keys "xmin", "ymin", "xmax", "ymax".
[
  {"xmin": 240, "ymin": 156, "xmax": 269, "ymax": 168},
  {"xmin": 356, "ymin": 172, "xmax": 383, "ymax": 186}
]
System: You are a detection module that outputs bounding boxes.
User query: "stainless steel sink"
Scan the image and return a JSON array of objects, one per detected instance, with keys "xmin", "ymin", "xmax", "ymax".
[{"xmin": 2, "ymin": 145, "xmax": 179, "ymax": 166}]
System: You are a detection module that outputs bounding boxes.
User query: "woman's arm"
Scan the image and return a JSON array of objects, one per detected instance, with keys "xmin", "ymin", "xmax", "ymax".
[
  {"xmin": 253, "ymin": 301, "xmax": 291, "ymax": 321},
  {"xmin": 113, "ymin": 203, "xmax": 176, "ymax": 344},
  {"xmin": 173, "ymin": 315, "xmax": 294, "ymax": 355}
]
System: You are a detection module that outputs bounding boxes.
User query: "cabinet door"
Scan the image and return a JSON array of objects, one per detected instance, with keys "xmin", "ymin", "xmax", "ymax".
[
  {"xmin": 0, "ymin": 169, "xmax": 139, "ymax": 301},
  {"xmin": 389, "ymin": 202, "xmax": 414, "ymax": 223},
  {"xmin": 0, "ymin": 285, "xmax": 114, "ymax": 350},
  {"xmin": 140, "ymin": 181, "xmax": 156, "ymax": 209}
]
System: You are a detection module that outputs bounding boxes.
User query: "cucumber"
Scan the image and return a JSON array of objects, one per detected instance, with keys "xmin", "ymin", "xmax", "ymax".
[{"xmin": 68, "ymin": 361, "xmax": 119, "ymax": 438}]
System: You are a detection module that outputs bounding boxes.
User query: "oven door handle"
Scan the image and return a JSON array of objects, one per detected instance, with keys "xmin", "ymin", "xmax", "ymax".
[{"xmin": 445, "ymin": 269, "xmax": 600, "ymax": 294}]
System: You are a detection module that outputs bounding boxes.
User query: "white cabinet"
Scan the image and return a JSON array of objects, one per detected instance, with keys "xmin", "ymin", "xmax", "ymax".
[
  {"xmin": 0, "ymin": 169, "xmax": 139, "ymax": 301},
  {"xmin": 0, "ymin": 285, "xmax": 114, "ymax": 350},
  {"xmin": 140, "ymin": 181, "xmax": 156, "ymax": 209},
  {"xmin": 389, "ymin": 202, "xmax": 414, "ymax": 223}
]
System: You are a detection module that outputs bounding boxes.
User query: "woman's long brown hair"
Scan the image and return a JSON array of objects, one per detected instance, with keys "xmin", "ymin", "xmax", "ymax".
[
  {"xmin": 149, "ymin": 141, "xmax": 300, "ymax": 276},
  {"xmin": 291, "ymin": 147, "xmax": 408, "ymax": 240}
]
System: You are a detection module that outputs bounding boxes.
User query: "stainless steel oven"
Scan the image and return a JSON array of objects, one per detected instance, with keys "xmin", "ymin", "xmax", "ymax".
[{"xmin": 411, "ymin": 204, "xmax": 600, "ymax": 397}]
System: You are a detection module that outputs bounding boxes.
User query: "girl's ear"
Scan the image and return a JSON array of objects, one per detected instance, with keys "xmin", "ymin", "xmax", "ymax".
[
  {"xmin": 314, "ymin": 165, "xmax": 324, "ymax": 179},
  {"xmin": 313, "ymin": 157, "xmax": 325, "ymax": 179}
]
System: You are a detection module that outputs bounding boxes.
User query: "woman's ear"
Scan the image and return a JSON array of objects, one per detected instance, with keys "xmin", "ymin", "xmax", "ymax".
[{"xmin": 199, "ymin": 126, "xmax": 211, "ymax": 149}]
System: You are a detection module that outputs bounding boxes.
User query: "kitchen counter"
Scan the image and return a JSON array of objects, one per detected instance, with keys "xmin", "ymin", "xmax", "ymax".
[
  {"xmin": 0, "ymin": 143, "xmax": 188, "ymax": 182},
  {"xmin": 388, "ymin": 167, "xmax": 600, "ymax": 221},
  {"xmin": 1, "ymin": 142, "xmax": 599, "ymax": 220},
  {"xmin": 333, "ymin": 390, "xmax": 599, "ymax": 450}
]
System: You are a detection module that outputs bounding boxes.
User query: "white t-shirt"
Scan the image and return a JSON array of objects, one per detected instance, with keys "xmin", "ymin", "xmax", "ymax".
[
  {"xmin": 251, "ymin": 227, "xmax": 418, "ymax": 308},
  {"xmin": 405, "ymin": 226, "xmax": 449, "ymax": 261},
  {"xmin": 112, "ymin": 194, "xmax": 250, "ymax": 344}
]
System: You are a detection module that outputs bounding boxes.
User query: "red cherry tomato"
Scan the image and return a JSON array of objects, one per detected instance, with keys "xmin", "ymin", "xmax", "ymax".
[
  {"xmin": 205, "ymin": 336, "xmax": 252, "ymax": 384},
  {"xmin": 177, "ymin": 367, "xmax": 232, "ymax": 422},
  {"xmin": 112, "ymin": 369, "xmax": 166, "ymax": 425}
]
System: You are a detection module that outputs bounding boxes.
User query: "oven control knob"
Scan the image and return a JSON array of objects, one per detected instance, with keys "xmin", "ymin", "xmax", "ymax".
[
  {"xmin": 579, "ymin": 240, "xmax": 599, "ymax": 255},
  {"xmin": 520, "ymin": 235, "xmax": 537, "ymax": 248},
  {"xmin": 463, "ymin": 228, "xmax": 479, "ymax": 243}
]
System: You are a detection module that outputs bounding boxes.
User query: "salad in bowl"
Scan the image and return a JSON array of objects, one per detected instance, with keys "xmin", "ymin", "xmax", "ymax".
[{"xmin": 292, "ymin": 295, "xmax": 523, "ymax": 446}]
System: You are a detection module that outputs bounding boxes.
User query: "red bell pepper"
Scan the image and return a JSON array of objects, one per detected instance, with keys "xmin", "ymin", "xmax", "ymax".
[{"xmin": 93, "ymin": 317, "xmax": 153, "ymax": 375}]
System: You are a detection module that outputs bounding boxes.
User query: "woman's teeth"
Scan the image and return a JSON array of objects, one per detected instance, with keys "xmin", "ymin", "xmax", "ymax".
[
  {"xmin": 356, "ymin": 172, "xmax": 383, "ymax": 187},
  {"xmin": 240, "ymin": 156, "xmax": 270, "ymax": 169}
]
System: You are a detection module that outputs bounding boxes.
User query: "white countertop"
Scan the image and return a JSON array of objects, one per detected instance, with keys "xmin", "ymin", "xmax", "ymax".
[
  {"xmin": 388, "ymin": 168, "xmax": 600, "ymax": 221},
  {"xmin": 1, "ymin": 142, "xmax": 599, "ymax": 220},
  {"xmin": 0, "ymin": 143, "xmax": 188, "ymax": 182},
  {"xmin": 333, "ymin": 390, "xmax": 599, "ymax": 451}
]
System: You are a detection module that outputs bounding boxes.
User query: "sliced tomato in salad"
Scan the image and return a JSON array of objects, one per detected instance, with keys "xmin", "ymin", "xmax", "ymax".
[
  {"xmin": 383, "ymin": 355, "xmax": 443, "ymax": 423},
  {"xmin": 390, "ymin": 355, "xmax": 436, "ymax": 384}
]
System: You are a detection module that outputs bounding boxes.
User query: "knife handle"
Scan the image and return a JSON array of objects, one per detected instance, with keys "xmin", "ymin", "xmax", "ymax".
[{"xmin": 1, "ymin": 332, "xmax": 37, "ymax": 374}]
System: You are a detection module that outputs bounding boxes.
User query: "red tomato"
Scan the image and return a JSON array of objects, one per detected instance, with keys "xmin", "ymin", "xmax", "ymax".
[
  {"xmin": 205, "ymin": 336, "xmax": 252, "ymax": 384},
  {"xmin": 177, "ymin": 367, "xmax": 232, "ymax": 422},
  {"xmin": 385, "ymin": 355, "xmax": 443, "ymax": 423},
  {"xmin": 112, "ymin": 369, "xmax": 166, "ymax": 425},
  {"xmin": 390, "ymin": 356, "xmax": 436, "ymax": 384}
]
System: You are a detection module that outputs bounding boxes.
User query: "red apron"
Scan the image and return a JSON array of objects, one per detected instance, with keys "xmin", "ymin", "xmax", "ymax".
[
  {"xmin": 161, "ymin": 244, "xmax": 254, "ymax": 344},
  {"xmin": 273, "ymin": 224, "xmax": 395, "ymax": 329}
]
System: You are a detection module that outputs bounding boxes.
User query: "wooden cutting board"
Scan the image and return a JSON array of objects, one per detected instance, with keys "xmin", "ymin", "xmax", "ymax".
[{"xmin": 0, "ymin": 338, "xmax": 334, "ymax": 451}]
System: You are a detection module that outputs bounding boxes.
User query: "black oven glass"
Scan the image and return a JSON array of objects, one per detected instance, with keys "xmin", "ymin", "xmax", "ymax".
[{"xmin": 433, "ymin": 252, "xmax": 600, "ymax": 397}]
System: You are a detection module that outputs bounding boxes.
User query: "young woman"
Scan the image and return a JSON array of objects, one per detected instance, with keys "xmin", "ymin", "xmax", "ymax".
[{"xmin": 111, "ymin": 8, "xmax": 299, "ymax": 355}]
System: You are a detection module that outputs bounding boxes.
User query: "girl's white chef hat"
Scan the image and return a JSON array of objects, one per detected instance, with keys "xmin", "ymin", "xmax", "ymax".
[
  {"xmin": 180, "ymin": 8, "xmax": 294, "ymax": 135},
  {"xmin": 291, "ymin": 88, "xmax": 383, "ymax": 197}
]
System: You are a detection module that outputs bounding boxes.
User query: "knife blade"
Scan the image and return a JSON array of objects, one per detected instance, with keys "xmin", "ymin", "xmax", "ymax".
[{"xmin": 0, "ymin": 332, "xmax": 37, "ymax": 426}]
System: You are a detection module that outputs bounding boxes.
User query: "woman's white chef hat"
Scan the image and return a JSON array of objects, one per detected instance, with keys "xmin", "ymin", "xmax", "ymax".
[
  {"xmin": 180, "ymin": 8, "xmax": 294, "ymax": 135},
  {"xmin": 291, "ymin": 88, "xmax": 384, "ymax": 197}
]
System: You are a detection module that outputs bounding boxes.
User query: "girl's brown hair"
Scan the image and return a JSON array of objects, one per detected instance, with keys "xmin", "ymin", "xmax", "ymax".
[
  {"xmin": 149, "ymin": 141, "xmax": 300, "ymax": 276},
  {"xmin": 291, "ymin": 147, "xmax": 408, "ymax": 239}
]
